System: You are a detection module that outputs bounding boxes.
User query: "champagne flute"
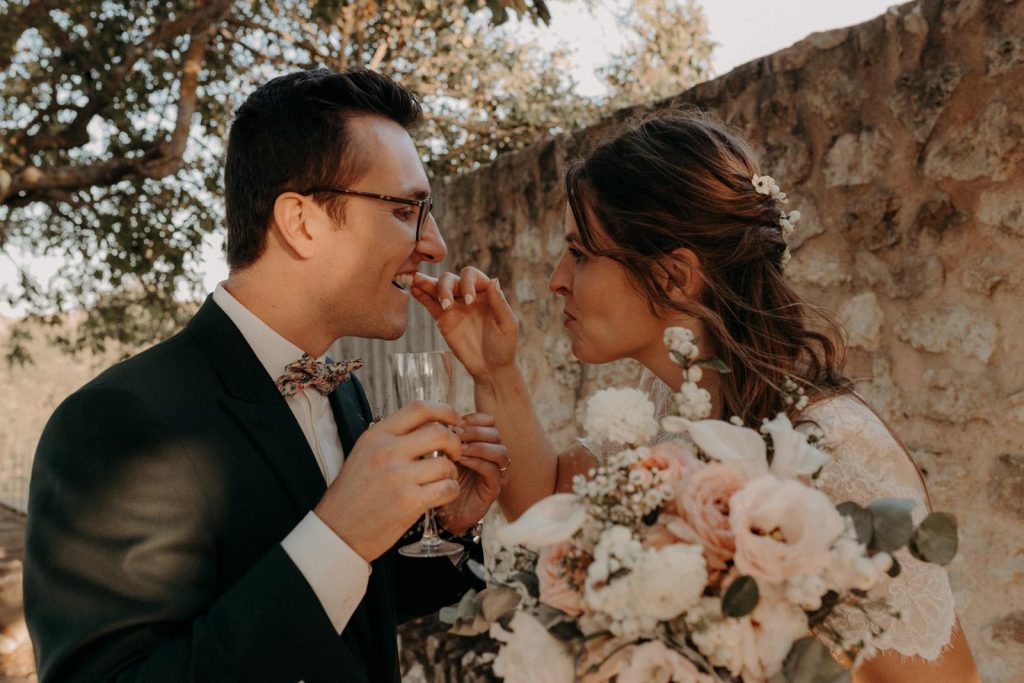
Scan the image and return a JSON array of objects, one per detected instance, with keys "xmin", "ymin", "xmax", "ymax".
[{"xmin": 392, "ymin": 351, "xmax": 464, "ymax": 558}]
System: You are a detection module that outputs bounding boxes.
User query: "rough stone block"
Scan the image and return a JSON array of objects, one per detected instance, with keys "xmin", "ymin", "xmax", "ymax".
[
  {"xmin": 824, "ymin": 129, "xmax": 893, "ymax": 187},
  {"xmin": 889, "ymin": 64, "xmax": 964, "ymax": 142},
  {"xmin": 978, "ymin": 187, "xmax": 1024, "ymax": 237},
  {"xmin": 838, "ymin": 292, "xmax": 885, "ymax": 351},
  {"xmin": 896, "ymin": 305, "xmax": 997, "ymax": 362},
  {"xmin": 924, "ymin": 100, "xmax": 1024, "ymax": 181},
  {"xmin": 988, "ymin": 454, "xmax": 1024, "ymax": 521}
]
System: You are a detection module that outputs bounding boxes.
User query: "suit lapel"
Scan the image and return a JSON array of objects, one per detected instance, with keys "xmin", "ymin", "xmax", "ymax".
[{"xmin": 186, "ymin": 298, "xmax": 326, "ymax": 516}]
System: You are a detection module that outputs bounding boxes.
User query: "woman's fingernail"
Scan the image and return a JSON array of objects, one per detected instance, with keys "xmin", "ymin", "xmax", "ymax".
[
  {"xmin": 465, "ymin": 294, "xmax": 475, "ymax": 305},
  {"xmin": 442, "ymin": 298, "xmax": 452, "ymax": 310}
]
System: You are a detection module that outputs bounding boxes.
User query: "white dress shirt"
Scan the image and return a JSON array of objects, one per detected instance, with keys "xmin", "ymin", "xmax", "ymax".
[{"xmin": 212, "ymin": 283, "xmax": 369, "ymax": 634}]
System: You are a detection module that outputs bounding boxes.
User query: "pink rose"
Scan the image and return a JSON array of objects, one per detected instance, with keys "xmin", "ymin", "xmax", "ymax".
[
  {"xmin": 675, "ymin": 463, "xmax": 746, "ymax": 574},
  {"xmin": 537, "ymin": 542, "xmax": 583, "ymax": 616},
  {"xmin": 729, "ymin": 475, "xmax": 846, "ymax": 585},
  {"xmin": 642, "ymin": 517, "xmax": 683, "ymax": 550}
]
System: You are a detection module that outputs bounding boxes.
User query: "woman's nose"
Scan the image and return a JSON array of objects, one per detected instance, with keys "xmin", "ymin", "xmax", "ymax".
[{"xmin": 549, "ymin": 251, "xmax": 571, "ymax": 296}]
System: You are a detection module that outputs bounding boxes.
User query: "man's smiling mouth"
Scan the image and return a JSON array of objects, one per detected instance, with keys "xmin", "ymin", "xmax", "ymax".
[{"xmin": 392, "ymin": 273, "xmax": 414, "ymax": 291}]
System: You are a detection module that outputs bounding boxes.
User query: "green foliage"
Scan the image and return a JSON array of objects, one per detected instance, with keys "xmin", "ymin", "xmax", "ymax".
[
  {"xmin": 721, "ymin": 573, "xmax": 759, "ymax": 618},
  {"xmin": 1, "ymin": 0, "xmax": 713, "ymax": 358}
]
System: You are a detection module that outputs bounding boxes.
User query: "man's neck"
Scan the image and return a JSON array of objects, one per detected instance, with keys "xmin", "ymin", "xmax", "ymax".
[{"xmin": 223, "ymin": 272, "xmax": 335, "ymax": 358}]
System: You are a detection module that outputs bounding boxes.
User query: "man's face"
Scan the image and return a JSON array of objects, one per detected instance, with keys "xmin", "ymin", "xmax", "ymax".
[{"xmin": 312, "ymin": 115, "xmax": 446, "ymax": 340}]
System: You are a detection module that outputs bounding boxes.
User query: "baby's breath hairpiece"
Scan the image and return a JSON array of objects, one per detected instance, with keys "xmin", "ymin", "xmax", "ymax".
[{"xmin": 752, "ymin": 173, "xmax": 801, "ymax": 269}]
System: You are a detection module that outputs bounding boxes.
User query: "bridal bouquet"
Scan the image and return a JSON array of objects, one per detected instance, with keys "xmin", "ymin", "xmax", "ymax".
[{"xmin": 443, "ymin": 328, "xmax": 957, "ymax": 682}]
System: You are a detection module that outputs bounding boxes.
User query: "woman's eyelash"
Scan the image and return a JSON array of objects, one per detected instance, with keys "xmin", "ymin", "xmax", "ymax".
[{"xmin": 569, "ymin": 246, "xmax": 585, "ymax": 262}]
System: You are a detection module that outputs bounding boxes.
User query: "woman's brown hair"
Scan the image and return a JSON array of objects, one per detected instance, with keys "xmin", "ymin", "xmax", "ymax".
[{"xmin": 565, "ymin": 107, "xmax": 851, "ymax": 423}]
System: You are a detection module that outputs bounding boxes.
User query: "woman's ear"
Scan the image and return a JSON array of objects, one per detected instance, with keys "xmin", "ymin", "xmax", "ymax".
[
  {"xmin": 663, "ymin": 247, "xmax": 703, "ymax": 303},
  {"xmin": 271, "ymin": 192, "xmax": 317, "ymax": 260}
]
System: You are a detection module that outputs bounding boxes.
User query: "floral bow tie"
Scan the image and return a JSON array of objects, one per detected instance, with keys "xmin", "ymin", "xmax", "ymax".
[{"xmin": 275, "ymin": 353, "xmax": 365, "ymax": 398}]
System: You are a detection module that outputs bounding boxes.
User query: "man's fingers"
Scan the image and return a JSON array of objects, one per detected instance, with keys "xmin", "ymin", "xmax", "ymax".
[
  {"xmin": 382, "ymin": 400, "xmax": 460, "ymax": 436},
  {"xmin": 419, "ymin": 477, "xmax": 460, "ymax": 509},
  {"xmin": 411, "ymin": 453, "xmax": 459, "ymax": 485},
  {"xmin": 402, "ymin": 422, "xmax": 464, "ymax": 462}
]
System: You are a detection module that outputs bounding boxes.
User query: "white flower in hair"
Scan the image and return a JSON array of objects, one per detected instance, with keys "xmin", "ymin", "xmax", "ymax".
[{"xmin": 752, "ymin": 174, "xmax": 780, "ymax": 197}]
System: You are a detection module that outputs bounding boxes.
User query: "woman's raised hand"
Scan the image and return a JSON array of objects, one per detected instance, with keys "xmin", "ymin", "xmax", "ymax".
[{"xmin": 411, "ymin": 267, "xmax": 519, "ymax": 380}]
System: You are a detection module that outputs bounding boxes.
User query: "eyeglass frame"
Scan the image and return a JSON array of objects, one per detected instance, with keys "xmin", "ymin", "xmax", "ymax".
[{"xmin": 302, "ymin": 187, "xmax": 434, "ymax": 242}]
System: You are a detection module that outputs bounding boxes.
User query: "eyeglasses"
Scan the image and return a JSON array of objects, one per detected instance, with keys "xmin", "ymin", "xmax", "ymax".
[{"xmin": 304, "ymin": 187, "xmax": 434, "ymax": 242}]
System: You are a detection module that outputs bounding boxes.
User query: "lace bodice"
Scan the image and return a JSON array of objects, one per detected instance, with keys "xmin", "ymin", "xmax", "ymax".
[
  {"xmin": 802, "ymin": 394, "xmax": 955, "ymax": 661},
  {"xmin": 582, "ymin": 371, "xmax": 956, "ymax": 661}
]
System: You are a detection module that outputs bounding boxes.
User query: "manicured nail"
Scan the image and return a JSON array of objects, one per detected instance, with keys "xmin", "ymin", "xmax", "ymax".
[
  {"xmin": 465, "ymin": 294, "xmax": 475, "ymax": 305},
  {"xmin": 442, "ymin": 298, "xmax": 452, "ymax": 310}
]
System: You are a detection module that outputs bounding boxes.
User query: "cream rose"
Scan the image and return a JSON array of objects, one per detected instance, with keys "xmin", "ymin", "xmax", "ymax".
[
  {"xmin": 618, "ymin": 640, "xmax": 716, "ymax": 683},
  {"xmin": 536, "ymin": 542, "xmax": 583, "ymax": 616},
  {"xmin": 490, "ymin": 611, "xmax": 575, "ymax": 683},
  {"xmin": 729, "ymin": 475, "xmax": 845, "ymax": 585}
]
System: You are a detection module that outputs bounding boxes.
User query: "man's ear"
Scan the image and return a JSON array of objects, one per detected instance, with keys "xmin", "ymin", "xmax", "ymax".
[
  {"xmin": 663, "ymin": 247, "xmax": 703, "ymax": 304},
  {"xmin": 271, "ymin": 192, "xmax": 317, "ymax": 260}
]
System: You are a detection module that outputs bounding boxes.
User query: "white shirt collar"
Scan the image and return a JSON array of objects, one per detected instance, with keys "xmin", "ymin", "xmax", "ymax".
[{"xmin": 212, "ymin": 282, "xmax": 325, "ymax": 381}]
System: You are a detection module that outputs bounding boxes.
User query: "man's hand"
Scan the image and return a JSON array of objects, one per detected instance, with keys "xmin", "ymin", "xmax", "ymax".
[
  {"xmin": 411, "ymin": 268, "xmax": 518, "ymax": 380},
  {"xmin": 314, "ymin": 401, "xmax": 463, "ymax": 562},
  {"xmin": 437, "ymin": 412, "xmax": 509, "ymax": 535}
]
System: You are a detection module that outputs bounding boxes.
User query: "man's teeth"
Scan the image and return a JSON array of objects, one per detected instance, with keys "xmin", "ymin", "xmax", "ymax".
[{"xmin": 393, "ymin": 273, "xmax": 414, "ymax": 290}]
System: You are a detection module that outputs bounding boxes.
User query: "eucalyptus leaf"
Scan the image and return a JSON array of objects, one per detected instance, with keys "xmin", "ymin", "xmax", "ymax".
[
  {"xmin": 806, "ymin": 590, "xmax": 840, "ymax": 628},
  {"xmin": 466, "ymin": 558, "xmax": 487, "ymax": 583},
  {"xmin": 439, "ymin": 605, "xmax": 459, "ymax": 625},
  {"xmin": 867, "ymin": 499, "xmax": 915, "ymax": 552},
  {"xmin": 722, "ymin": 575, "xmax": 759, "ymax": 618},
  {"xmin": 696, "ymin": 357, "xmax": 732, "ymax": 374},
  {"xmin": 887, "ymin": 555, "xmax": 901, "ymax": 578},
  {"xmin": 909, "ymin": 512, "xmax": 959, "ymax": 565},
  {"xmin": 455, "ymin": 588, "xmax": 480, "ymax": 622},
  {"xmin": 782, "ymin": 637, "xmax": 851, "ymax": 683},
  {"xmin": 836, "ymin": 501, "xmax": 873, "ymax": 545},
  {"xmin": 479, "ymin": 586, "xmax": 522, "ymax": 623}
]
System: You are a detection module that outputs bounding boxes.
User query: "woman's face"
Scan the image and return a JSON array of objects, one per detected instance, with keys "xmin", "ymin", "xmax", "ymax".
[{"xmin": 548, "ymin": 204, "xmax": 671, "ymax": 365}]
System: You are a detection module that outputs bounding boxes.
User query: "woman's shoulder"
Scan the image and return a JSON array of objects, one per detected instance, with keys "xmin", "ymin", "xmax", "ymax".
[{"xmin": 800, "ymin": 391, "xmax": 930, "ymax": 510}]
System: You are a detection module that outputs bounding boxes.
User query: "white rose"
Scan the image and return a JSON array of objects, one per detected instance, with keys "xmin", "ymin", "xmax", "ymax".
[
  {"xmin": 495, "ymin": 493, "xmax": 586, "ymax": 550},
  {"xmin": 617, "ymin": 640, "xmax": 716, "ymax": 683},
  {"xmin": 688, "ymin": 586, "xmax": 808, "ymax": 680},
  {"xmin": 490, "ymin": 611, "xmax": 575, "ymax": 683},
  {"xmin": 583, "ymin": 388, "xmax": 659, "ymax": 446},
  {"xmin": 631, "ymin": 544, "xmax": 707, "ymax": 621}
]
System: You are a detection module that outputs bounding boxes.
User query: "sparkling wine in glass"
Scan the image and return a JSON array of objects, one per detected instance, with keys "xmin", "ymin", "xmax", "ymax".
[{"xmin": 392, "ymin": 351, "xmax": 464, "ymax": 558}]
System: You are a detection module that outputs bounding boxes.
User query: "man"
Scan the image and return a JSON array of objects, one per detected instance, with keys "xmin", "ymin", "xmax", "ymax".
[{"xmin": 24, "ymin": 68, "xmax": 508, "ymax": 682}]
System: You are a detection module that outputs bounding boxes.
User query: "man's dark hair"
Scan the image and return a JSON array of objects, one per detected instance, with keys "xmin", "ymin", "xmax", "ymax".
[{"xmin": 224, "ymin": 68, "xmax": 422, "ymax": 269}]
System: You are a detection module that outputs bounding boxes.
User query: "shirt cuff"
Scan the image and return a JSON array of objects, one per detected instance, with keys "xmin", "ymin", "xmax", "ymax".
[{"xmin": 281, "ymin": 510, "xmax": 371, "ymax": 634}]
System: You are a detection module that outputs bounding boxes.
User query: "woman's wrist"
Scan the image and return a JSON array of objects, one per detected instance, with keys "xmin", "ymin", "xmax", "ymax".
[{"xmin": 474, "ymin": 363, "xmax": 523, "ymax": 397}]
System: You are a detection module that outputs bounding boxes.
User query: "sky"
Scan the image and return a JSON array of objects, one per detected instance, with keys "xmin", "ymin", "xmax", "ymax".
[{"xmin": 1, "ymin": 0, "xmax": 898, "ymax": 316}]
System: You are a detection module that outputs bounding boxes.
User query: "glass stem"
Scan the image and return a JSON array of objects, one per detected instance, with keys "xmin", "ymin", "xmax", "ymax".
[{"xmin": 421, "ymin": 508, "xmax": 441, "ymax": 545}]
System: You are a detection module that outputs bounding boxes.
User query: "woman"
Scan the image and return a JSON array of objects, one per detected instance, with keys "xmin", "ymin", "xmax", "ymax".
[{"xmin": 411, "ymin": 109, "xmax": 978, "ymax": 681}]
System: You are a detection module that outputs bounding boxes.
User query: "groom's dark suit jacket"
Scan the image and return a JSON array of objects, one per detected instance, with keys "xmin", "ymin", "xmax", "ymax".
[{"xmin": 24, "ymin": 298, "xmax": 480, "ymax": 682}]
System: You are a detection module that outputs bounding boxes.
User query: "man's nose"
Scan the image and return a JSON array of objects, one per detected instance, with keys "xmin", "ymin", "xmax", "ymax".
[{"xmin": 417, "ymin": 214, "xmax": 447, "ymax": 262}]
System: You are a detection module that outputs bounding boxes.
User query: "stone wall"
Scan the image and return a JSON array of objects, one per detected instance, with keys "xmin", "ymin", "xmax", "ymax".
[{"xmin": 398, "ymin": 0, "xmax": 1024, "ymax": 678}]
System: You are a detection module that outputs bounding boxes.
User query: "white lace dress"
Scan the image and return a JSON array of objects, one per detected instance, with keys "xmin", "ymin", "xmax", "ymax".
[{"xmin": 580, "ymin": 371, "xmax": 957, "ymax": 661}]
